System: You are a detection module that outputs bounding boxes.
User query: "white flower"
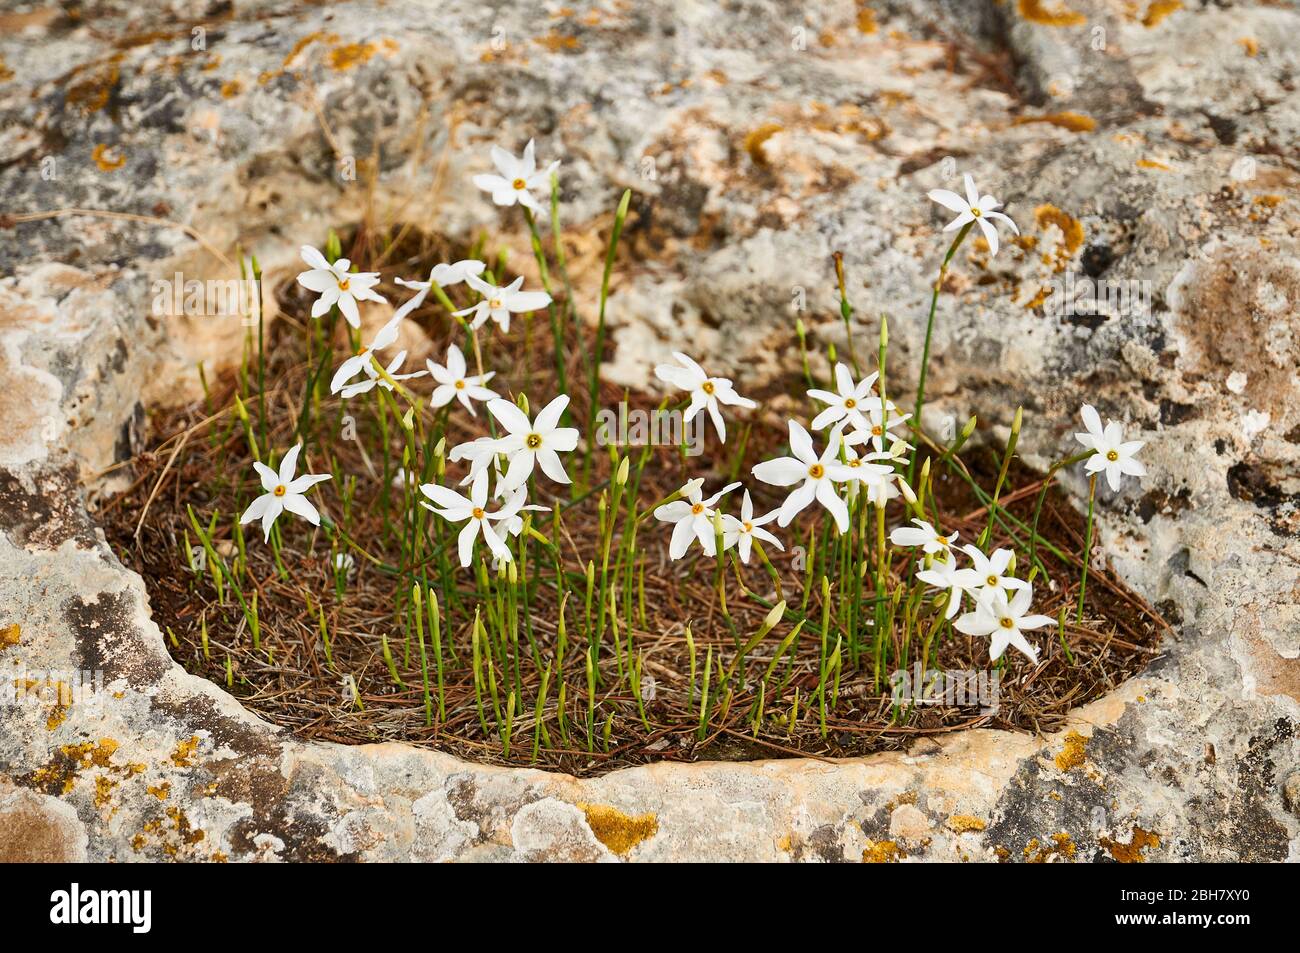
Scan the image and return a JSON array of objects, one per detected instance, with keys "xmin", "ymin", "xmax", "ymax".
[
  {"xmin": 472, "ymin": 140, "xmax": 559, "ymax": 212},
  {"xmin": 807, "ymin": 362, "xmax": 879, "ymax": 432},
  {"xmin": 953, "ymin": 545, "xmax": 1028, "ymax": 601},
  {"xmin": 296, "ymin": 245, "xmax": 385, "ymax": 328},
  {"xmin": 487, "ymin": 395, "xmax": 580, "ymax": 492},
  {"xmin": 1075, "ymin": 403, "xmax": 1146, "ymax": 492},
  {"xmin": 954, "ymin": 587, "xmax": 1052, "ymax": 663},
  {"xmin": 419, "ymin": 470, "xmax": 528, "ymax": 568},
  {"xmin": 239, "ymin": 443, "xmax": 332, "ymax": 542},
  {"xmin": 916, "ymin": 552, "xmax": 971, "ymax": 621},
  {"xmin": 329, "ymin": 313, "xmax": 403, "ymax": 394},
  {"xmin": 721, "ymin": 490, "xmax": 782, "ymax": 564},
  {"xmin": 392, "ymin": 260, "xmax": 487, "ymax": 320},
  {"xmin": 889, "ymin": 518, "xmax": 957, "ymax": 555},
  {"xmin": 927, "ymin": 173, "xmax": 1020, "ymax": 256},
  {"xmin": 333, "ymin": 552, "xmax": 356, "ymax": 576},
  {"xmin": 847, "ymin": 399, "xmax": 913, "ymax": 455},
  {"xmin": 654, "ymin": 479, "xmax": 741, "ymax": 560},
  {"xmin": 455, "ymin": 275, "xmax": 551, "ymax": 333},
  {"xmin": 449, "ymin": 436, "xmax": 504, "ymax": 488},
  {"xmin": 338, "ymin": 350, "xmax": 426, "ymax": 399},
  {"xmin": 837, "ymin": 441, "xmax": 895, "ymax": 500},
  {"xmin": 752, "ymin": 421, "xmax": 856, "ymax": 533},
  {"xmin": 653, "ymin": 352, "xmax": 757, "ymax": 444},
  {"xmin": 427, "ymin": 344, "xmax": 498, "ymax": 416}
]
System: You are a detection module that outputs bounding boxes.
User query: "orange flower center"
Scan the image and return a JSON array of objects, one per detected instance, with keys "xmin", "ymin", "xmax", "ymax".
[
  {"xmin": 808, "ymin": 464, "xmax": 825, "ymax": 479},
  {"xmin": 338, "ymin": 278, "xmax": 351, "ymax": 291},
  {"xmin": 844, "ymin": 398, "xmax": 856, "ymax": 408},
  {"xmin": 512, "ymin": 178, "xmax": 526, "ymax": 190},
  {"xmin": 999, "ymin": 617, "xmax": 1014, "ymax": 628},
  {"xmin": 972, "ymin": 208, "xmax": 982, "ymax": 218},
  {"xmin": 454, "ymin": 380, "xmax": 466, "ymax": 390},
  {"xmin": 872, "ymin": 425, "xmax": 883, "ymax": 436},
  {"xmin": 489, "ymin": 297, "xmax": 503, "ymax": 309},
  {"xmin": 273, "ymin": 485, "xmax": 287, "ymax": 497},
  {"xmin": 743, "ymin": 521, "xmax": 753, "ymax": 532},
  {"xmin": 526, "ymin": 433, "xmax": 543, "ymax": 450},
  {"xmin": 691, "ymin": 503, "xmax": 705, "ymax": 515},
  {"xmin": 472, "ymin": 507, "xmax": 485, "ymax": 519},
  {"xmin": 1106, "ymin": 449, "xmax": 1119, "ymax": 462},
  {"xmin": 987, "ymin": 575, "xmax": 998, "ymax": 587},
  {"xmin": 701, "ymin": 381, "xmax": 715, "ymax": 395}
]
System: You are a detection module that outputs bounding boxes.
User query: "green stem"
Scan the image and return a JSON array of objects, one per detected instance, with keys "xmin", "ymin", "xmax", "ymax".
[{"xmin": 1077, "ymin": 473, "xmax": 1098, "ymax": 622}]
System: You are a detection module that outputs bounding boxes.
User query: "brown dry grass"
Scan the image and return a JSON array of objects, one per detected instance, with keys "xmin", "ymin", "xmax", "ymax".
[{"xmin": 100, "ymin": 224, "xmax": 1169, "ymax": 777}]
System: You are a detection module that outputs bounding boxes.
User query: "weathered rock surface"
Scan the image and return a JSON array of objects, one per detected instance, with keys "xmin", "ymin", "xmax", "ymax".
[{"xmin": 0, "ymin": 0, "xmax": 1297, "ymax": 861}]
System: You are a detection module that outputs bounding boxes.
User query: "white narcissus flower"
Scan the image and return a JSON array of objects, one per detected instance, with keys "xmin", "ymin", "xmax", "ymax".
[
  {"xmin": 889, "ymin": 518, "xmax": 957, "ymax": 555},
  {"xmin": 338, "ymin": 350, "xmax": 426, "ymax": 399},
  {"xmin": 1075, "ymin": 403, "xmax": 1146, "ymax": 492},
  {"xmin": 653, "ymin": 352, "xmax": 757, "ymax": 444},
  {"xmin": 239, "ymin": 443, "xmax": 332, "ymax": 543},
  {"xmin": 330, "ymin": 313, "xmax": 403, "ymax": 394},
  {"xmin": 393, "ymin": 260, "xmax": 487, "ymax": 320},
  {"xmin": 472, "ymin": 139, "xmax": 560, "ymax": 212},
  {"xmin": 427, "ymin": 343, "xmax": 497, "ymax": 416},
  {"xmin": 954, "ymin": 587, "xmax": 1052, "ymax": 663},
  {"xmin": 296, "ymin": 245, "xmax": 386, "ymax": 328},
  {"xmin": 488, "ymin": 395, "xmax": 581, "ymax": 492},
  {"xmin": 449, "ymin": 436, "xmax": 503, "ymax": 488},
  {"xmin": 927, "ymin": 173, "xmax": 1020, "ymax": 256},
  {"xmin": 419, "ymin": 470, "xmax": 528, "ymax": 568},
  {"xmin": 847, "ymin": 399, "xmax": 913, "ymax": 455},
  {"xmin": 455, "ymin": 275, "xmax": 551, "ymax": 333},
  {"xmin": 807, "ymin": 362, "xmax": 879, "ymax": 432},
  {"xmin": 721, "ymin": 490, "xmax": 782, "ymax": 564},
  {"xmin": 654, "ymin": 479, "xmax": 741, "ymax": 560},
  {"xmin": 953, "ymin": 545, "xmax": 1028, "ymax": 601},
  {"xmin": 915, "ymin": 552, "xmax": 970, "ymax": 621},
  {"xmin": 752, "ymin": 421, "xmax": 856, "ymax": 533}
]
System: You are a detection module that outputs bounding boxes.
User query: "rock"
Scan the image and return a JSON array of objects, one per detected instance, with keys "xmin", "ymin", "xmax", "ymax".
[
  {"xmin": 1283, "ymin": 773, "xmax": 1300, "ymax": 816},
  {"xmin": 0, "ymin": 0, "xmax": 1297, "ymax": 861}
]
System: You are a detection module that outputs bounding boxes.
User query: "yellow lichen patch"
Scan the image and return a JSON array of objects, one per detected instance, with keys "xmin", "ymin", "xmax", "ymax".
[
  {"xmin": 1012, "ymin": 111, "xmax": 1096, "ymax": 132},
  {"xmin": 147, "ymin": 782, "xmax": 171, "ymax": 801},
  {"xmin": 1253, "ymin": 194, "xmax": 1283, "ymax": 208},
  {"xmin": 200, "ymin": 54, "xmax": 222, "ymax": 72},
  {"xmin": 1018, "ymin": 0, "xmax": 1086, "ymax": 27},
  {"xmin": 1238, "ymin": 37, "xmax": 1258, "ymax": 57},
  {"xmin": 45, "ymin": 682, "xmax": 72, "ymax": 730},
  {"xmin": 220, "ymin": 79, "xmax": 242, "ymax": 98},
  {"xmin": 1024, "ymin": 832, "xmax": 1076, "ymax": 862},
  {"xmin": 534, "ymin": 31, "xmax": 581, "ymax": 52},
  {"xmin": 857, "ymin": 6, "xmax": 878, "ymax": 33},
  {"xmin": 1137, "ymin": 158, "xmax": 1171, "ymax": 171},
  {"xmin": 579, "ymin": 803, "xmax": 658, "ymax": 856},
  {"xmin": 1141, "ymin": 1, "xmax": 1182, "ymax": 28},
  {"xmin": 1100, "ymin": 826, "xmax": 1160, "ymax": 862},
  {"xmin": 947, "ymin": 814, "xmax": 987, "ymax": 833},
  {"xmin": 1034, "ymin": 204, "xmax": 1085, "ymax": 272},
  {"xmin": 1054, "ymin": 729, "xmax": 1088, "ymax": 771},
  {"xmin": 91, "ymin": 143, "xmax": 125, "ymax": 172},
  {"xmin": 0, "ymin": 55, "xmax": 12, "ymax": 82},
  {"xmin": 65, "ymin": 56, "xmax": 123, "ymax": 114},
  {"xmin": 744, "ymin": 124, "xmax": 784, "ymax": 167},
  {"xmin": 94, "ymin": 774, "xmax": 117, "ymax": 809},
  {"xmin": 170, "ymin": 735, "xmax": 200, "ymax": 767},
  {"xmin": 776, "ymin": 833, "xmax": 793, "ymax": 852},
  {"xmin": 26, "ymin": 738, "xmax": 121, "ymax": 794},
  {"xmin": 0, "ymin": 623, "xmax": 19, "ymax": 650},
  {"xmin": 863, "ymin": 839, "xmax": 906, "ymax": 863},
  {"xmin": 328, "ymin": 42, "xmax": 379, "ymax": 71}
]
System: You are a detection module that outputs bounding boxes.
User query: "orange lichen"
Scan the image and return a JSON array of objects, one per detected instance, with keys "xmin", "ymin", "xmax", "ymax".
[
  {"xmin": 0, "ymin": 56, "xmax": 12, "ymax": 82},
  {"xmin": 534, "ymin": 31, "xmax": 581, "ymax": 52},
  {"xmin": 1054, "ymin": 729, "xmax": 1088, "ymax": 771},
  {"xmin": 170, "ymin": 735, "xmax": 200, "ymax": 767},
  {"xmin": 1025, "ymin": 832, "xmax": 1077, "ymax": 862},
  {"xmin": 0, "ymin": 623, "xmax": 19, "ymax": 650},
  {"xmin": 1012, "ymin": 111, "xmax": 1096, "ymax": 132},
  {"xmin": 1238, "ymin": 37, "xmax": 1259, "ymax": 56},
  {"xmin": 1018, "ymin": 0, "xmax": 1086, "ymax": 27},
  {"xmin": 947, "ymin": 814, "xmax": 987, "ymax": 833},
  {"xmin": 220, "ymin": 79, "xmax": 242, "ymax": 98},
  {"xmin": 579, "ymin": 803, "xmax": 658, "ymax": 855},
  {"xmin": 1100, "ymin": 827, "xmax": 1160, "ymax": 862},
  {"xmin": 857, "ymin": 7, "xmax": 878, "ymax": 33},
  {"xmin": 863, "ymin": 839, "xmax": 906, "ymax": 863},
  {"xmin": 744, "ymin": 124, "xmax": 784, "ymax": 166},
  {"xmin": 329, "ymin": 42, "xmax": 378, "ymax": 70},
  {"xmin": 147, "ymin": 782, "xmax": 171, "ymax": 801},
  {"xmin": 91, "ymin": 143, "xmax": 126, "ymax": 172},
  {"xmin": 1034, "ymin": 204, "xmax": 1085, "ymax": 272},
  {"xmin": 1141, "ymin": 1, "xmax": 1182, "ymax": 28}
]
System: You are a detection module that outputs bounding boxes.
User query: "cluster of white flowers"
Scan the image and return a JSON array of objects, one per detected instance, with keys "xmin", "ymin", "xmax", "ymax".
[{"xmin": 237, "ymin": 149, "xmax": 1151, "ymax": 665}]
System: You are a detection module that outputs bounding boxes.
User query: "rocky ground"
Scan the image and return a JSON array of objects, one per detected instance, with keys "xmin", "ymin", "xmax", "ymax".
[{"xmin": 0, "ymin": 0, "xmax": 1297, "ymax": 861}]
